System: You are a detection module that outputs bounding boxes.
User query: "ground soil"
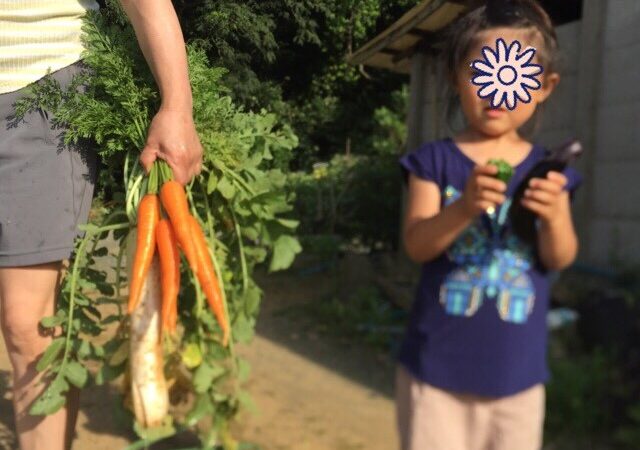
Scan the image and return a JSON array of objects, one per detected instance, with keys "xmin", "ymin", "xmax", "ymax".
[{"xmin": 0, "ymin": 266, "xmax": 398, "ymax": 450}]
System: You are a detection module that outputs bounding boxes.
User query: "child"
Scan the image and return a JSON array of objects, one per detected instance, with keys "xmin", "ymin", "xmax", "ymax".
[{"xmin": 396, "ymin": 1, "xmax": 582, "ymax": 449}]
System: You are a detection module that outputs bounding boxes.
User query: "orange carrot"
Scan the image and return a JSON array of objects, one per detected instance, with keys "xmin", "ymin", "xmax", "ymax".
[
  {"xmin": 160, "ymin": 181, "xmax": 199, "ymax": 276},
  {"xmin": 156, "ymin": 219, "xmax": 180, "ymax": 335},
  {"xmin": 188, "ymin": 215, "xmax": 229, "ymax": 346},
  {"xmin": 128, "ymin": 194, "xmax": 160, "ymax": 313}
]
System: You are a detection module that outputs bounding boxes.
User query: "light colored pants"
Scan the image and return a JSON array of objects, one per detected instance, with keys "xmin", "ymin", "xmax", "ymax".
[{"xmin": 395, "ymin": 366, "xmax": 545, "ymax": 450}]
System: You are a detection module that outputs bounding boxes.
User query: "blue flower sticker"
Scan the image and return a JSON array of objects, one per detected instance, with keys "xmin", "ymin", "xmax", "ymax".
[{"xmin": 471, "ymin": 38, "xmax": 544, "ymax": 111}]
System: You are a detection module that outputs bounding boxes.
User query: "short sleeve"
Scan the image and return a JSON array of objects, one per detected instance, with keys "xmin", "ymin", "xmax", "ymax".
[{"xmin": 399, "ymin": 142, "xmax": 444, "ymax": 187}]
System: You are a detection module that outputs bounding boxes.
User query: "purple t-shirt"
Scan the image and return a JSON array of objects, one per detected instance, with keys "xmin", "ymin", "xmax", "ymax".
[{"xmin": 398, "ymin": 138, "xmax": 582, "ymax": 397}]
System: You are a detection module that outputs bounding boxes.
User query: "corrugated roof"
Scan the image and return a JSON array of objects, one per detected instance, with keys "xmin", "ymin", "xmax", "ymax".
[{"xmin": 348, "ymin": 0, "xmax": 477, "ymax": 73}]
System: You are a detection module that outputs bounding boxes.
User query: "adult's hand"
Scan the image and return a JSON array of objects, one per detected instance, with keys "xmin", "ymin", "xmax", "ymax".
[
  {"xmin": 140, "ymin": 108, "xmax": 203, "ymax": 185},
  {"xmin": 120, "ymin": 0, "xmax": 203, "ymax": 185}
]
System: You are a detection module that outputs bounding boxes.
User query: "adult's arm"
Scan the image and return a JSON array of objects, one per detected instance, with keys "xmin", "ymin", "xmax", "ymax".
[{"xmin": 120, "ymin": 0, "xmax": 203, "ymax": 185}]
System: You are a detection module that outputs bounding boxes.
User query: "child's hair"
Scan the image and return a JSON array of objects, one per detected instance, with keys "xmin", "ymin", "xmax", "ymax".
[{"xmin": 442, "ymin": 0, "xmax": 560, "ymax": 131}]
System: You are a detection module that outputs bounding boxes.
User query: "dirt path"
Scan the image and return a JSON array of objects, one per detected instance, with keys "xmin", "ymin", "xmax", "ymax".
[
  {"xmin": 234, "ymin": 270, "xmax": 398, "ymax": 450},
  {"xmin": 0, "ymin": 268, "xmax": 398, "ymax": 450}
]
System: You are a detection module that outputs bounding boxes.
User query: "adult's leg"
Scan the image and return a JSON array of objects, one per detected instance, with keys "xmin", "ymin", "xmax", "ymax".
[{"xmin": 0, "ymin": 262, "xmax": 80, "ymax": 450}]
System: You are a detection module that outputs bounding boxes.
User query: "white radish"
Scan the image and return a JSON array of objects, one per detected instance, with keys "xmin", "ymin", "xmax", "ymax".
[{"xmin": 127, "ymin": 230, "xmax": 169, "ymax": 427}]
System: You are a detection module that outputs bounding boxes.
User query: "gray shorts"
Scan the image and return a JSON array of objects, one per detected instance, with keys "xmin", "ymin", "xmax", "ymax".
[{"xmin": 0, "ymin": 61, "xmax": 98, "ymax": 267}]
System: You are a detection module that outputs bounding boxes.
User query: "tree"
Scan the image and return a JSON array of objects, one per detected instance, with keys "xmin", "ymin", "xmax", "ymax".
[{"xmin": 171, "ymin": 0, "xmax": 421, "ymax": 168}]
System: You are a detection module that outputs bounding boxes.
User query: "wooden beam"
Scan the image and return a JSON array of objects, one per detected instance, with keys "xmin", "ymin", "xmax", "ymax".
[
  {"xmin": 407, "ymin": 28, "xmax": 437, "ymax": 39},
  {"xmin": 348, "ymin": 0, "xmax": 450, "ymax": 67},
  {"xmin": 380, "ymin": 48, "xmax": 403, "ymax": 56},
  {"xmin": 392, "ymin": 31, "xmax": 446, "ymax": 63}
]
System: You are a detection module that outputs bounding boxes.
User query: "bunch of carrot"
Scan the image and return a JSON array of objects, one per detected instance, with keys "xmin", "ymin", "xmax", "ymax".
[{"xmin": 127, "ymin": 161, "xmax": 229, "ymax": 346}]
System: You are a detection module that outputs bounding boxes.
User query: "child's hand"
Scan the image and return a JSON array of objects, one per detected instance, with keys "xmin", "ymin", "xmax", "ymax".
[
  {"xmin": 520, "ymin": 171, "xmax": 568, "ymax": 225},
  {"xmin": 461, "ymin": 165, "xmax": 507, "ymax": 217}
]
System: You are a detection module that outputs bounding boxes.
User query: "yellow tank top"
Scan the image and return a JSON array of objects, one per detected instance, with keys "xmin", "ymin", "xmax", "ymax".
[{"xmin": 0, "ymin": 0, "xmax": 99, "ymax": 94}]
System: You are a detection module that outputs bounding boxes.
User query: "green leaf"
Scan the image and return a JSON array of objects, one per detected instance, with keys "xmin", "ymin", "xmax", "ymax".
[
  {"xmin": 29, "ymin": 390, "xmax": 66, "ymax": 416},
  {"xmin": 73, "ymin": 294, "xmax": 90, "ymax": 306},
  {"xmin": 212, "ymin": 392, "xmax": 229, "ymax": 402},
  {"xmin": 40, "ymin": 315, "xmax": 63, "ymax": 329},
  {"xmin": 36, "ymin": 338, "xmax": 65, "ymax": 372},
  {"xmin": 233, "ymin": 314, "xmax": 255, "ymax": 344},
  {"xmin": 217, "ymin": 176, "xmax": 236, "ymax": 199},
  {"xmin": 207, "ymin": 171, "xmax": 219, "ymax": 194},
  {"xmin": 95, "ymin": 362, "xmax": 125, "ymax": 385},
  {"xmin": 269, "ymin": 235, "xmax": 302, "ymax": 272},
  {"xmin": 239, "ymin": 443, "xmax": 263, "ymax": 450},
  {"xmin": 242, "ymin": 226, "xmax": 259, "ymax": 241},
  {"xmin": 77, "ymin": 340, "xmax": 92, "ymax": 359},
  {"xmin": 238, "ymin": 391, "xmax": 256, "ymax": 414},
  {"xmin": 244, "ymin": 285, "xmax": 262, "ymax": 317},
  {"xmin": 78, "ymin": 223, "xmax": 99, "ymax": 233},
  {"xmin": 193, "ymin": 362, "xmax": 226, "ymax": 393},
  {"xmin": 30, "ymin": 376, "xmax": 69, "ymax": 415},
  {"xmin": 237, "ymin": 358, "xmax": 251, "ymax": 383},
  {"xmin": 192, "ymin": 363, "xmax": 214, "ymax": 394},
  {"xmin": 108, "ymin": 341, "xmax": 129, "ymax": 366},
  {"xmin": 65, "ymin": 361, "xmax": 89, "ymax": 388},
  {"xmin": 129, "ymin": 416, "xmax": 176, "ymax": 448},
  {"xmin": 92, "ymin": 343, "xmax": 106, "ymax": 358},
  {"xmin": 276, "ymin": 218, "xmax": 299, "ymax": 229},
  {"xmin": 185, "ymin": 394, "xmax": 213, "ymax": 427},
  {"xmin": 181, "ymin": 342, "xmax": 203, "ymax": 369}
]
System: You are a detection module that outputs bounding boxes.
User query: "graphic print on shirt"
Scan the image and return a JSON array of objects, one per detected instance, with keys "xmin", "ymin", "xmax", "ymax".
[{"xmin": 439, "ymin": 186, "xmax": 535, "ymax": 324}]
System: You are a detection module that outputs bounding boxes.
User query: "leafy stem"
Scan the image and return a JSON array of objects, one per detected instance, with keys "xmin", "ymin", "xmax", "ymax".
[{"xmin": 60, "ymin": 222, "xmax": 129, "ymax": 375}]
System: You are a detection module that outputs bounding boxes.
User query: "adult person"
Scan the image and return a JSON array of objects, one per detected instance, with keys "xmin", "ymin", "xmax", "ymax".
[{"xmin": 0, "ymin": 1, "xmax": 203, "ymax": 448}]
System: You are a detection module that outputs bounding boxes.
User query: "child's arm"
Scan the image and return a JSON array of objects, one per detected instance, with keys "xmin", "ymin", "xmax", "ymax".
[
  {"xmin": 521, "ymin": 171, "xmax": 579, "ymax": 270},
  {"xmin": 403, "ymin": 166, "xmax": 507, "ymax": 263}
]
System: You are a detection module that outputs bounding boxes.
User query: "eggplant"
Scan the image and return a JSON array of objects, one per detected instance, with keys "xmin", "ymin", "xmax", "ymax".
[{"xmin": 509, "ymin": 139, "xmax": 583, "ymax": 246}]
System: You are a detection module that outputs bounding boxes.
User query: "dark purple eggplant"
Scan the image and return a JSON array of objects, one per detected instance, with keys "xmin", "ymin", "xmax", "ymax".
[{"xmin": 509, "ymin": 139, "xmax": 583, "ymax": 246}]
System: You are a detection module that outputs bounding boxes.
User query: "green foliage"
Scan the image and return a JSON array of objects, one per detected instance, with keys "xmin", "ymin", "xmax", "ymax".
[
  {"xmin": 286, "ymin": 85, "xmax": 406, "ymax": 248},
  {"xmin": 545, "ymin": 269, "xmax": 640, "ymax": 449},
  {"xmin": 371, "ymin": 86, "xmax": 408, "ymax": 156},
  {"xmin": 296, "ymin": 286, "xmax": 405, "ymax": 351},
  {"xmin": 172, "ymin": 0, "xmax": 419, "ymax": 167},
  {"xmin": 617, "ymin": 402, "xmax": 640, "ymax": 448},
  {"xmin": 545, "ymin": 350, "xmax": 617, "ymax": 437},
  {"xmin": 288, "ymin": 153, "xmax": 402, "ymax": 248},
  {"xmin": 19, "ymin": 6, "xmax": 299, "ymax": 448},
  {"xmin": 299, "ymin": 234, "xmax": 343, "ymax": 261}
]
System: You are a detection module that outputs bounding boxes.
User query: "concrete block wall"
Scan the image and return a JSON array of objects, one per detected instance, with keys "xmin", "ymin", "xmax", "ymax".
[
  {"xmin": 586, "ymin": 0, "xmax": 640, "ymax": 264},
  {"xmin": 536, "ymin": 22, "xmax": 580, "ymax": 147},
  {"xmin": 533, "ymin": 22, "xmax": 591, "ymax": 262}
]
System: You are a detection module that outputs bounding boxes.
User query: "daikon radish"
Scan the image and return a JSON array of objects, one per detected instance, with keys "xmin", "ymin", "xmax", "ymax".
[{"xmin": 127, "ymin": 231, "xmax": 169, "ymax": 427}]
